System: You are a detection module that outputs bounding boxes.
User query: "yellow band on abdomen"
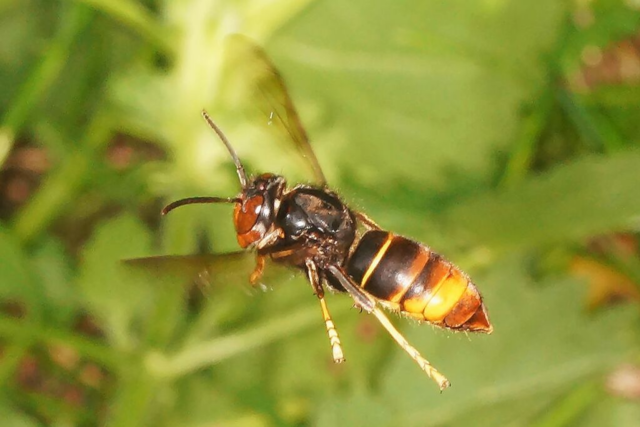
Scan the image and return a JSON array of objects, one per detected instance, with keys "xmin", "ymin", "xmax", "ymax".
[
  {"xmin": 360, "ymin": 234, "xmax": 394, "ymax": 288},
  {"xmin": 423, "ymin": 269, "xmax": 468, "ymax": 322}
]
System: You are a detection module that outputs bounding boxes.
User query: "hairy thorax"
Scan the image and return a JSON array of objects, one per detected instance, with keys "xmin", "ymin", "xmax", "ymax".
[{"xmin": 269, "ymin": 186, "xmax": 356, "ymax": 270}]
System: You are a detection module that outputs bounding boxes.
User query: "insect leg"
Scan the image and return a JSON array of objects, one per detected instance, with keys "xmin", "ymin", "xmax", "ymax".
[
  {"xmin": 354, "ymin": 211, "xmax": 381, "ymax": 230},
  {"xmin": 249, "ymin": 254, "xmax": 266, "ymax": 286},
  {"xmin": 327, "ymin": 265, "xmax": 451, "ymax": 390},
  {"xmin": 255, "ymin": 228, "xmax": 284, "ymax": 250},
  {"xmin": 307, "ymin": 260, "xmax": 345, "ymax": 363}
]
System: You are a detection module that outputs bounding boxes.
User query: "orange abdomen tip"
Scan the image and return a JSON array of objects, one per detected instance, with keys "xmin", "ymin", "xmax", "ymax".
[
  {"xmin": 457, "ymin": 301, "xmax": 492, "ymax": 333},
  {"xmin": 443, "ymin": 281, "xmax": 492, "ymax": 333}
]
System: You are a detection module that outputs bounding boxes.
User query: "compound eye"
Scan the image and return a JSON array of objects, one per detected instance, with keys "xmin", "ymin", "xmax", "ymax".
[{"xmin": 234, "ymin": 195, "xmax": 264, "ymax": 234}]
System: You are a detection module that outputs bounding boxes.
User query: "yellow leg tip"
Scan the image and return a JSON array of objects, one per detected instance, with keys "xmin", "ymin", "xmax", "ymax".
[{"xmin": 434, "ymin": 373, "xmax": 451, "ymax": 391}]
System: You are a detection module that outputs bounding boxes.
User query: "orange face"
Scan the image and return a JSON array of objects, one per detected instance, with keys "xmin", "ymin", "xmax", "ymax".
[{"xmin": 233, "ymin": 195, "xmax": 265, "ymax": 248}]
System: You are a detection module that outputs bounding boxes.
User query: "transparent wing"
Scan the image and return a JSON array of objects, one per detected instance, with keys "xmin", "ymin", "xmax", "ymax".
[
  {"xmin": 124, "ymin": 252, "xmax": 297, "ymax": 295},
  {"xmin": 223, "ymin": 35, "xmax": 327, "ymax": 186}
]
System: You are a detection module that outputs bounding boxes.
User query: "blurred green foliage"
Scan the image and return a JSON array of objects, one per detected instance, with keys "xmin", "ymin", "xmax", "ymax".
[{"xmin": 1, "ymin": 0, "xmax": 640, "ymax": 426}]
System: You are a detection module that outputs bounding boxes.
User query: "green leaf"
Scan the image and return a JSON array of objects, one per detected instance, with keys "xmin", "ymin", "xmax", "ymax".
[
  {"xmin": 530, "ymin": 381, "xmax": 602, "ymax": 427},
  {"xmin": 0, "ymin": 223, "xmax": 42, "ymax": 318},
  {"xmin": 158, "ymin": 375, "xmax": 270, "ymax": 427},
  {"xmin": 106, "ymin": 363, "xmax": 157, "ymax": 427},
  {"xmin": 76, "ymin": 213, "xmax": 153, "ymax": 349},
  {"xmin": 579, "ymin": 395, "xmax": 640, "ymax": 427},
  {"xmin": 0, "ymin": 3, "xmax": 92, "ymax": 139},
  {"xmin": 0, "ymin": 0, "xmax": 56, "ymax": 113},
  {"xmin": 440, "ymin": 149, "xmax": 640, "ymax": 252},
  {"xmin": 315, "ymin": 389, "xmax": 395, "ymax": 427},
  {"xmin": 31, "ymin": 237, "xmax": 76, "ymax": 324},
  {"xmin": 108, "ymin": 67, "xmax": 175, "ymax": 144},
  {"xmin": 71, "ymin": 0, "xmax": 170, "ymax": 52},
  {"xmin": 271, "ymin": 0, "xmax": 566, "ymax": 191},
  {"xmin": 0, "ymin": 402, "xmax": 40, "ymax": 427}
]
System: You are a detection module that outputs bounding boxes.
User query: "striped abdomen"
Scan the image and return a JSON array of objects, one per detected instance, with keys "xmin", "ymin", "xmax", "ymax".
[{"xmin": 346, "ymin": 230, "xmax": 492, "ymax": 333}]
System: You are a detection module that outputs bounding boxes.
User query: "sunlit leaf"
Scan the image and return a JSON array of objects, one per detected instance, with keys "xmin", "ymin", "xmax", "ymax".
[
  {"xmin": 440, "ymin": 149, "xmax": 640, "ymax": 252},
  {"xmin": 0, "ymin": 224, "xmax": 42, "ymax": 317},
  {"xmin": 315, "ymin": 389, "xmax": 394, "ymax": 427},
  {"xmin": 0, "ymin": 403, "xmax": 39, "ymax": 427},
  {"xmin": 579, "ymin": 395, "xmax": 640, "ymax": 427},
  {"xmin": 375, "ymin": 255, "xmax": 637, "ymax": 426},
  {"xmin": 76, "ymin": 213, "xmax": 154, "ymax": 349},
  {"xmin": 270, "ymin": 0, "xmax": 566, "ymax": 191},
  {"xmin": 31, "ymin": 237, "xmax": 77, "ymax": 324}
]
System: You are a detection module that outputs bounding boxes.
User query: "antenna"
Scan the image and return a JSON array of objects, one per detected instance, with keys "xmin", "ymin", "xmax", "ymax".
[
  {"xmin": 161, "ymin": 196, "xmax": 241, "ymax": 216},
  {"xmin": 201, "ymin": 109, "xmax": 248, "ymax": 188}
]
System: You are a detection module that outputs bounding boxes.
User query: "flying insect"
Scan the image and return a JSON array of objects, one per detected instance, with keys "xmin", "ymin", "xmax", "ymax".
[{"xmin": 131, "ymin": 38, "xmax": 492, "ymax": 390}]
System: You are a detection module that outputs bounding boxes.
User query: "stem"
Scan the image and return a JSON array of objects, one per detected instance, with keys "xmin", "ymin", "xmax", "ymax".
[
  {"xmin": 145, "ymin": 303, "xmax": 349, "ymax": 379},
  {"xmin": 68, "ymin": 0, "xmax": 173, "ymax": 53},
  {"xmin": 12, "ymin": 112, "xmax": 113, "ymax": 244},
  {"xmin": 106, "ymin": 364, "xmax": 158, "ymax": 427},
  {"xmin": 0, "ymin": 4, "xmax": 93, "ymax": 167},
  {"xmin": 0, "ymin": 345, "xmax": 29, "ymax": 386},
  {"xmin": 0, "ymin": 316, "xmax": 124, "ymax": 369},
  {"xmin": 8, "ymin": 383, "xmax": 95, "ymax": 424},
  {"xmin": 500, "ymin": 87, "xmax": 553, "ymax": 188},
  {"xmin": 531, "ymin": 381, "xmax": 601, "ymax": 427},
  {"xmin": 556, "ymin": 87, "xmax": 625, "ymax": 154}
]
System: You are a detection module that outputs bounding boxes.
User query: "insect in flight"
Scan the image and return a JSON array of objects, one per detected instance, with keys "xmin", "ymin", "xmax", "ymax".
[{"xmin": 130, "ymin": 37, "xmax": 492, "ymax": 390}]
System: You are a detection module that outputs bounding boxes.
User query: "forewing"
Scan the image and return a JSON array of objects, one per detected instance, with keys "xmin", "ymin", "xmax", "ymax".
[
  {"xmin": 124, "ymin": 252, "xmax": 297, "ymax": 296},
  {"xmin": 223, "ymin": 35, "xmax": 327, "ymax": 186}
]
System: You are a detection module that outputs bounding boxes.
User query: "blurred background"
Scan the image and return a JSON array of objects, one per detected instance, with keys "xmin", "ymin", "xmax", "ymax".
[{"xmin": 1, "ymin": 0, "xmax": 640, "ymax": 426}]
